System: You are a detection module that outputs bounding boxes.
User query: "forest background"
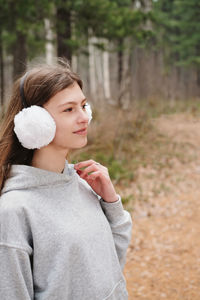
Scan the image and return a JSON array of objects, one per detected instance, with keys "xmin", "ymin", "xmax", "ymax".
[
  {"xmin": 1, "ymin": 0, "xmax": 200, "ymax": 106},
  {"xmin": 1, "ymin": 1, "xmax": 200, "ymax": 298}
]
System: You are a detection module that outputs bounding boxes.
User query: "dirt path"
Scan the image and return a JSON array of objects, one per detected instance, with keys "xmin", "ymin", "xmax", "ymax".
[{"xmin": 124, "ymin": 114, "xmax": 200, "ymax": 299}]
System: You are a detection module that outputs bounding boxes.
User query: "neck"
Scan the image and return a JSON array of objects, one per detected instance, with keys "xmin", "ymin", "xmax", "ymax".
[{"xmin": 31, "ymin": 144, "xmax": 68, "ymax": 174}]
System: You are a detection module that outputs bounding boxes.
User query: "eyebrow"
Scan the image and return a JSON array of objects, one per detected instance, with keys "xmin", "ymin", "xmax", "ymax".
[{"xmin": 58, "ymin": 98, "xmax": 87, "ymax": 107}]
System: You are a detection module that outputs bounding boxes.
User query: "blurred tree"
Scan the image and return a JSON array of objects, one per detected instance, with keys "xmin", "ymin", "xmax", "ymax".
[
  {"xmin": 153, "ymin": 0, "xmax": 200, "ymax": 86},
  {"xmin": 0, "ymin": 0, "xmax": 152, "ymax": 106},
  {"xmin": 56, "ymin": 0, "xmax": 72, "ymax": 61},
  {"xmin": 53, "ymin": 0, "xmax": 149, "ymax": 59},
  {"xmin": 0, "ymin": 0, "xmax": 150, "ymax": 70},
  {"xmin": 172, "ymin": 0, "xmax": 200, "ymax": 86},
  {"xmin": 103, "ymin": 0, "xmax": 150, "ymax": 102},
  {"xmin": 0, "ymin": 0, "xmax": 50, "ymax": 79},
  {"xmin": 0, "ymin": 0, "xmax": 9, "ymax": 105},
  {"xmin": 0, "ymin": 27, "xmax": 4, "ymax": 107}
]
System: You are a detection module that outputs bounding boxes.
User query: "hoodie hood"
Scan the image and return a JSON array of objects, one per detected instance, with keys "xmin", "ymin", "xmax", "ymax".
[{"xmin": 1, "ymin": 160, "xmax": 76, "ymax": 194}]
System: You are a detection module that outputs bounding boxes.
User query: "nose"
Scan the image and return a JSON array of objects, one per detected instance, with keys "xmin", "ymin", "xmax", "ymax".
[{"xmin": 77, "ymin": 107, "xmax": 89, "ymax": 123}]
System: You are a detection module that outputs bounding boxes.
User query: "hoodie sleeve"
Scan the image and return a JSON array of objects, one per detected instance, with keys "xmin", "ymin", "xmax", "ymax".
[
  {"xmin": 99, "ymin": 194, "xmax": 133, "ymax": 271},
  {"xmin": 0, "ymin": 245, "xmax": 34, "ymax": 300},
  {"xmin": 0, "ymin": 197, "xmax": 34, "ymax": 300}
]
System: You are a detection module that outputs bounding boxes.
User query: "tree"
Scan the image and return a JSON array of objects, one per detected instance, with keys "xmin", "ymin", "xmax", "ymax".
[
  {"xmin": 152, "ymin": 0, "xmax": 200, "ymax": 86},
  {"xmin": 0, "ymin": 0, "xmax": 51, "ymax": 79},
  {"xmin": 172, "ymin": 0, "xmax": 200, "ymax": 85},
  {"xmin": 56, "ymin": 0, "xmax": 72, "ymax": 61}
]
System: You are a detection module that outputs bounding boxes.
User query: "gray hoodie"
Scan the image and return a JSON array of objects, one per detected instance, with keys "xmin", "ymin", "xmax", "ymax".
[{"xmin": 0, "ymin": 160, "xmax": 132, "ymax": 300}]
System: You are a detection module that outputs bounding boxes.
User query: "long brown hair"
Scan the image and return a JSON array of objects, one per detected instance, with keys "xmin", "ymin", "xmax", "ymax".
[{"xmin": 0, "ymin": 58, "xmax": 83, "ymax": 195}]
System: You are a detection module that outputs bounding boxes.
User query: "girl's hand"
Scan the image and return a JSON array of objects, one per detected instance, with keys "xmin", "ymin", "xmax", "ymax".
[{"xmin": 74, "ymin": 160, "xmax": 118, "ymax": 203}]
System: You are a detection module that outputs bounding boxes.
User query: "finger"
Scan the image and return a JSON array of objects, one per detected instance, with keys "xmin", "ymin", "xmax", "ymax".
[
  {"xmin": 87, "ymin": 170, "xmax": 102, "ymax": 180},
  {"xmin": 80, "ymin": 164, "xmax": 100, "ymax": 177},
  {"xmin": 76, "ymin": 169, "xmax": 83, "ymax": 176},
  {"xmin": 76, "ymin": 169, "xmax": 93, "ymax": 180},
  {"xmin": 74, "ymin": 160, "xmax": 98, "ymax": 169}
]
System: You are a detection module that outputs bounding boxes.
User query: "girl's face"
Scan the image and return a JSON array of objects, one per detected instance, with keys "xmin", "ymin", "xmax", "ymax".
[{"xmin": 43, "ymin": 82, "xmax": 89, "ymax": 152}]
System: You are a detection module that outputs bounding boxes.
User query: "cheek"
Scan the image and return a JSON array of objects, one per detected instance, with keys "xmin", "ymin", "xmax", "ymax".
[{"xmin": 54, "ymin": 118, "xmax": 72, "ymax": 140}]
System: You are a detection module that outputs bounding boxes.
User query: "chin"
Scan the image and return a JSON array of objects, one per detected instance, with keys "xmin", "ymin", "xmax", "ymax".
[
  {"xmin": 73, "ymin": 140, "xmax": 88, "ymax": 149},
  {"xmin": 55, "ymin": 136, "xmax": 88, "ymax": 149}
]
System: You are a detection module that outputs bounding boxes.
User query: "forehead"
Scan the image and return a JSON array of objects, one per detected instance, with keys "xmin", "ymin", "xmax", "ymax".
[{"xmin": 44, "ymin": 82, "xmax": 85, "ymax": 108}]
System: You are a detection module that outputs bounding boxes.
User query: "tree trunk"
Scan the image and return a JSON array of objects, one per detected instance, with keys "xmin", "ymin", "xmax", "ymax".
[
  {"xmin": 13, "ymin": 31, "xmax": 27, "ymax": 80},
  {"xmin": 44, "ymin": 18, "xmax": 54, "ymax": 64},
  {"xmin": 56, "ymin": 3, "xmax": 72, "ymax": 62},
  {"xmin": 118, "ymin": 39, "xmax": 123, "ymax": 86},
  {"xmin": 197, "ymin": 69, "xmax": 200, "ymax": 89},
  {"xmin": 0, "ymin": 28, "xmax": 4, "ymax": 108},
  {"xmin": 196, "ymin": 45, "xmax": 200, "ymax": 88},
  {"xmin": 103, "ymin": 39, "xmax": 111, "ymax": 100},
  {"xmin": 117, "ymin": 38, "xmax": 124, "ymax": 106},
  {"xmin": 72, "ymin": 55, "xmax": 78, "ymax": 72},
  {"xmin": 88, "ymin": 35, "xmax": 97, "ymax": 98},
  {"xmin": 141, "ymin": 0, "xmax": 152, "ymax": 30}
]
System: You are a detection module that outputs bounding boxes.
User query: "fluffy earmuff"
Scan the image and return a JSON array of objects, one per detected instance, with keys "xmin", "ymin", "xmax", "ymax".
[
  {"xmin": 85, "ymin": 103, "xmax": 92, "ymax": 124},
  {"xmin": 14, "ymin": 105, "xmax": 56, "ymax": 149}
]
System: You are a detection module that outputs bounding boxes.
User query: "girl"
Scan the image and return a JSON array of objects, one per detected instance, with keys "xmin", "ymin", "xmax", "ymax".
[{"xmin": 0, "ymin": 59, "xmax": 132, "ymax": 300}]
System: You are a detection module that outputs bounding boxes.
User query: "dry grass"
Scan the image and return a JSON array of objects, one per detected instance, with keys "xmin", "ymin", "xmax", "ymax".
[{"xmin": 124, "ymin": 112, "xmax": 200, "ymax": 299}]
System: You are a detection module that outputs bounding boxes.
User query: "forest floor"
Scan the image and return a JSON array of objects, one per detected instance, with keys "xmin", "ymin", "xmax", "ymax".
[{"xmin": 123, "ymin": 113, "xmax": 200, "ymax": 299}]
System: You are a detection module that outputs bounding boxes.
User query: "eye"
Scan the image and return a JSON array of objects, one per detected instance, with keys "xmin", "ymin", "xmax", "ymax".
[
  {"xmin": 64, "ymin": 107, "xmax": 73, "ymax": 112},
  {"xmin": 64, "ymin": 103, "xmax": 88, "ymax": 113}
]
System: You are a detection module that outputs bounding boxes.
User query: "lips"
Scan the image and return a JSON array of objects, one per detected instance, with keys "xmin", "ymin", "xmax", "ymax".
[{"xmin": 73, "ymin": 127, "xmax": 87, "ymax": 133}]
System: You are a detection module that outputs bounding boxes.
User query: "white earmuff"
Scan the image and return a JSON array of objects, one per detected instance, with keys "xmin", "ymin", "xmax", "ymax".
[
  {"xmin": 85, "ymin": 103, "xmax": 92, "ymax": 124},
  {"xmin": 14, "ymin": 106, "xmax": 56, "ymax": 149}
]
